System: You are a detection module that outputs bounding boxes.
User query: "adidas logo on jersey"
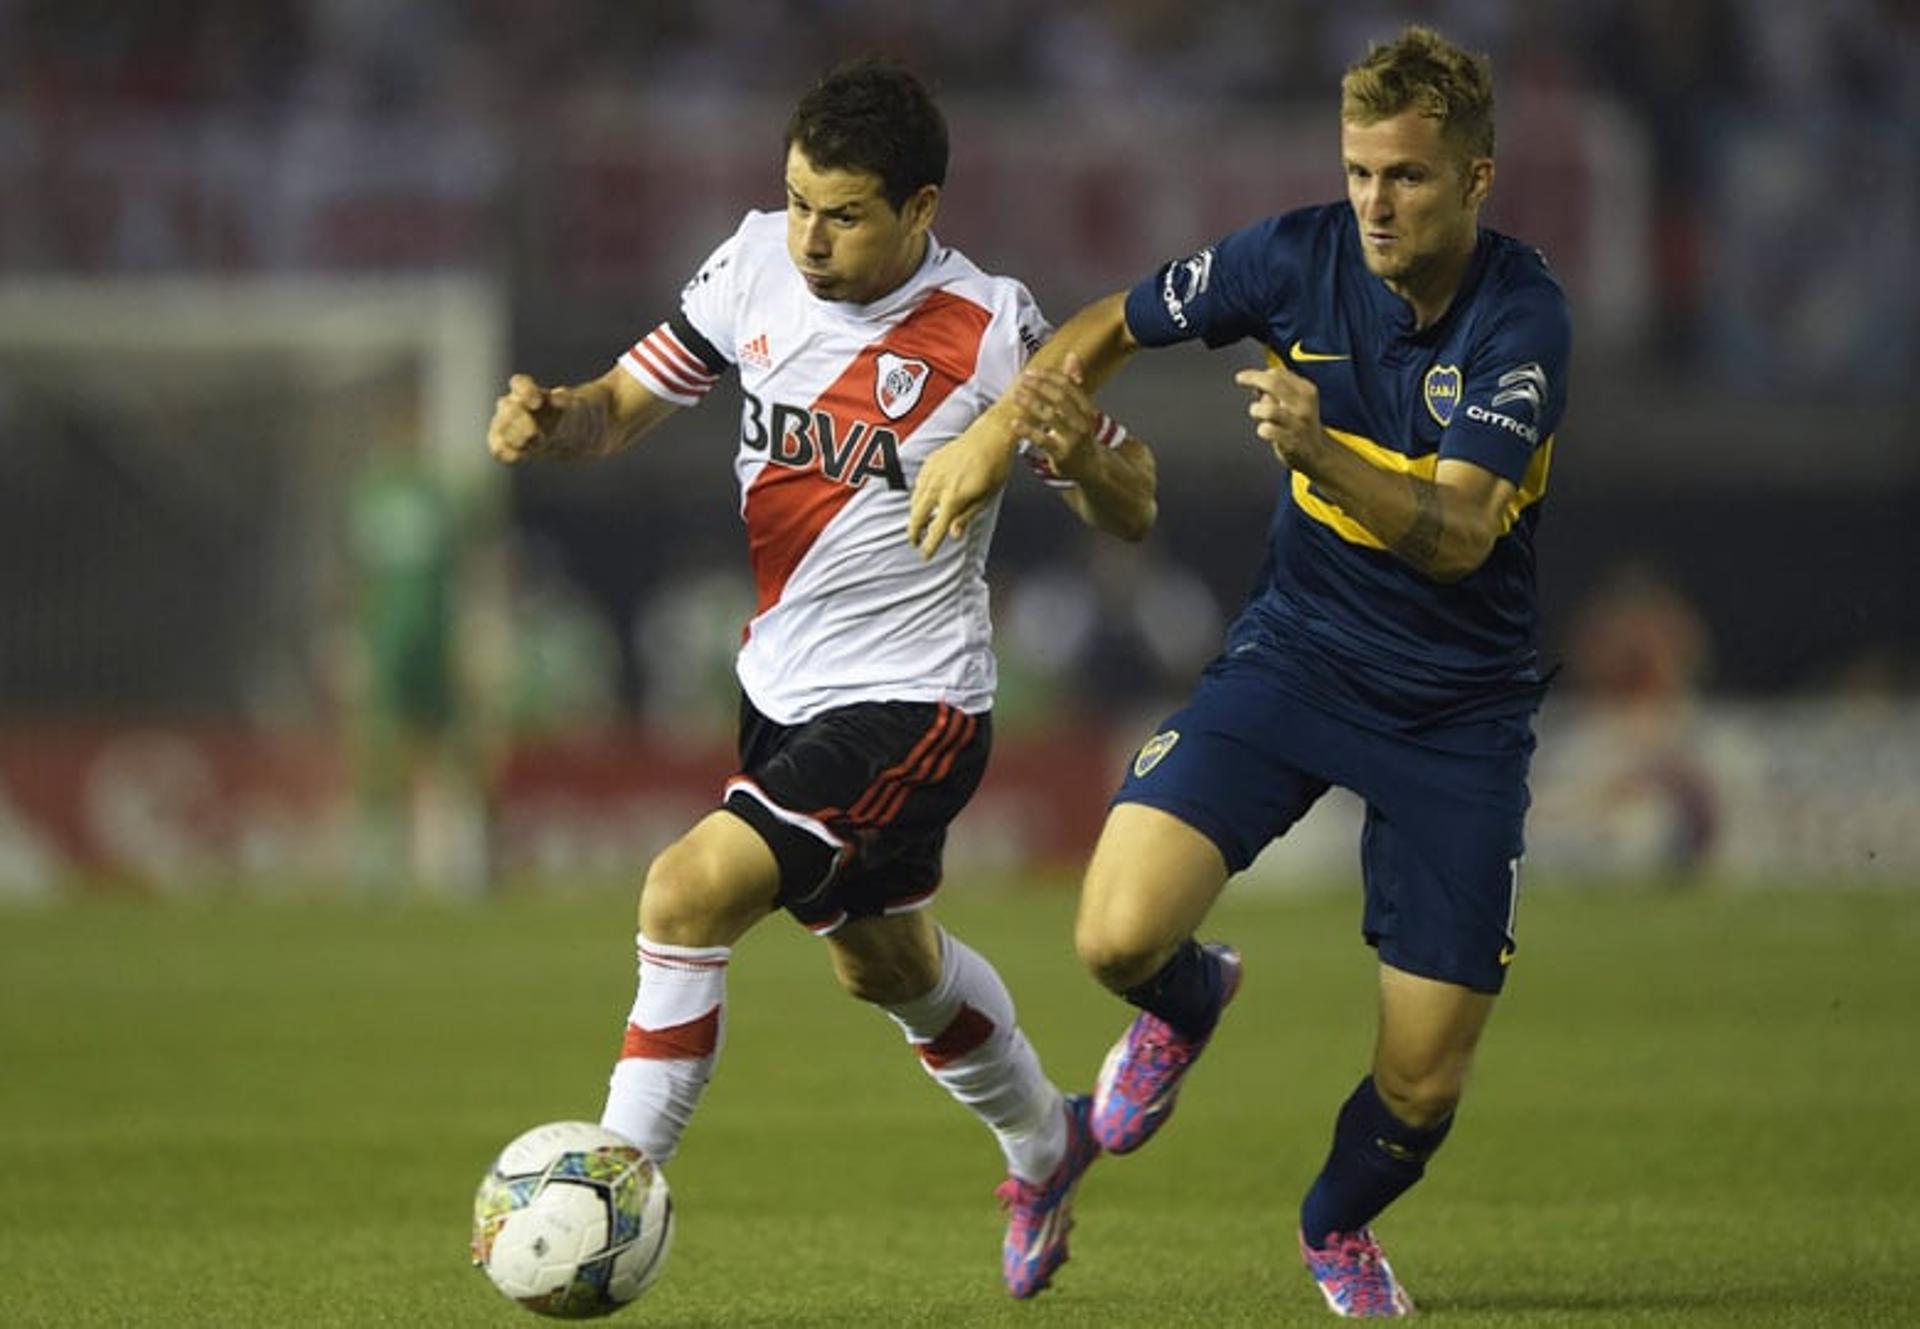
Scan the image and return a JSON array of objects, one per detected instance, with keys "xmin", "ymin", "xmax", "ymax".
[{"xmin": 739, "ymin": 333, "xmax": 772, "ymax": 370}]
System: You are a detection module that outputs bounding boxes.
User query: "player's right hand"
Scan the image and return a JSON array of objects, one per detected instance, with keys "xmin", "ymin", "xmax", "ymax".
[
  {"xmin": 1010, "ymin": 352, "xmax": 1100, "ymax": 482},
  {"xmin": 488, "ymin": 373, "xmax": 573, "ymax": 464}
]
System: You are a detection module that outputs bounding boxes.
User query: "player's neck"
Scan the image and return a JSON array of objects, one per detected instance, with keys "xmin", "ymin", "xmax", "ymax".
[
  {"xmin": 1385, "ymin": 234, "xmax": 1477, "ymax": 331},
  {"xmin": 867, "ymin": 234, "xmax": 932, "ymax": 305}
]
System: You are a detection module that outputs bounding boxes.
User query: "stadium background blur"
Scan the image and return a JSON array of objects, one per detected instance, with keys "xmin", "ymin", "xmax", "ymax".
[
  {"xmin": 0, "ymin": 0, "xmax": 1914, "ymax": 897},
  {"xmin": 3, "ymin": 6, "xmax": 1917, "ymax": 1325}
]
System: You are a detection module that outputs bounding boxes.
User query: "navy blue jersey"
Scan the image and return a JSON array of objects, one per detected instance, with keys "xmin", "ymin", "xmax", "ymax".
[{"xmin": 1124, "ymin": 202, "xmax": 1571, "ymax": 727}]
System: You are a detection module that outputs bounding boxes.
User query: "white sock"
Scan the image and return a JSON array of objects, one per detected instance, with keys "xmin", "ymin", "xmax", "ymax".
[
  {"xmin": 885, "ymin": 929, "xmax": 1066, "ymax": 1183},
  {"xmin": 600, "ymin": 933, "xmax": 729, "ymax": 1164}
]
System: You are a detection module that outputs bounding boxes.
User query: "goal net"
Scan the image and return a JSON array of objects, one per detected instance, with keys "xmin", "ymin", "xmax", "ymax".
[{"xmin": 0, "ymin": 277, "xmax": 506, "ymax": 893}]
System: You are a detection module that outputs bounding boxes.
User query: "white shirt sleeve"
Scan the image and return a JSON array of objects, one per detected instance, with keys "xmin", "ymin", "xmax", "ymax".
[{"xmin": 973, "ymin": 280, "xmax": 1051, "ymax": 403}]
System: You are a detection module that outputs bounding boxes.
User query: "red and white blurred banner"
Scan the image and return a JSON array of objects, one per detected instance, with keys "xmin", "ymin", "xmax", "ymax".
[
  {"xmin": 3, "ymin": 702, "xmax": 1918, "ymax": 898},
  {"xmin": 0, "ymin": 723, "xmax": 1124, "ymax": 898}
]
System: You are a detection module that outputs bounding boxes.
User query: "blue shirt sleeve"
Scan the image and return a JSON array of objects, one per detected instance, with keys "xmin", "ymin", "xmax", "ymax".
[
  {"xmin": 1440, "ymin": 283, "xmax": 1572, "ymax": 484},
  {"xmin": 1123, "ymin": 215, "xmax": 1298, "ymax": 350}
]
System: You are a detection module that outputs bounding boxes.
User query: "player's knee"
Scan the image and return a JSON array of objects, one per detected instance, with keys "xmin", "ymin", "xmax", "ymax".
[
  {"xmin": 638, "ymin": 841, "xmax": 735, "ymax": 945},
  {"xmin": 1075, "ymin": 918, "xmax": 1167, "ymax": 995},
  {"xmin": 1372, "ymin": 1066, "xmax": 1466, "ymax": 1130}
]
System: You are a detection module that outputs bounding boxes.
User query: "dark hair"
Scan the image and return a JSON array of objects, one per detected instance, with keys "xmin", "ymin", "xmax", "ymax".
[{"xmin": 784, "ymin": 57, "xmax": 948, "ymax": 211}]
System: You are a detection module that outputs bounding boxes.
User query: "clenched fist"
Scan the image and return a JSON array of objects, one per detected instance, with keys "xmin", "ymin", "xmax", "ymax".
[{"xmin": 488, "ymin": 373, "xmax": 576, "ymax": 464}]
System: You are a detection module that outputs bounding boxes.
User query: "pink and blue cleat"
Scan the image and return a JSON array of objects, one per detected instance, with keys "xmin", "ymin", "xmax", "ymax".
[
  {"xmin": 1089, "ymin": 942, "xmax": 1242, "ymax": 1153},
  {"xmin": 995, "ymin": 1093, "xmax": 1101, "ymax": 1298},
  {"xmin": 1299, "ymin": 1226, "xmax": 1415, "ymax": 1317}
]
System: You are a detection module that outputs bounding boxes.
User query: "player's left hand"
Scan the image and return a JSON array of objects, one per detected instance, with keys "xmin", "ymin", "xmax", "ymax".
[
  {"xmin": 1233, "ymin": 360, "xmax": 1324, "ymax": 469},
  {"xmin": 907, "ymin": 414, "xmax": 1018, "ymax": 558},
  {"xmin": 1010, "ymin": 352, "xmax": 1100, "ymax": 483}
]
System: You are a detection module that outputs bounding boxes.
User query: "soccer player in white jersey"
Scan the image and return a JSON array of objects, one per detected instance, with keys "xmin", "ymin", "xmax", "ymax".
[{"xmin": 486, "ymin": 59, "xmax": 1156, "ymax": 1299}]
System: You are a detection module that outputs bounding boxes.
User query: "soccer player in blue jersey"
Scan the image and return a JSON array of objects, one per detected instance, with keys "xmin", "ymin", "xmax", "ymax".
[{"xmin": 909, "ymin": 27, "xmax": 1570, "ymax": 1318}]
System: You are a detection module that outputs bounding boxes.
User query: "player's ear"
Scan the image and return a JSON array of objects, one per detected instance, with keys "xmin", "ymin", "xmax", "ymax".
[
  {"xmin": 1462, "ymin": 156, "xmax": 1493, "ymax": 209},
  {"xmin": 901, "ymin": 183, "xmax": 939, "ymax": 236}
]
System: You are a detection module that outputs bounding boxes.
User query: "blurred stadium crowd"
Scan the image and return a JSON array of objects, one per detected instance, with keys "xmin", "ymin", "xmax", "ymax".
[
  {"xmin": 0, "ymin": 1, "xmax": 1914, "ymax": 889},
  {"xmin": 4, "ymin": 2, "xmax": 1908, "ymax": 132},
  {"xmin": 2, "ymin": 0, "xmax": 1911, "ymax": 382}
]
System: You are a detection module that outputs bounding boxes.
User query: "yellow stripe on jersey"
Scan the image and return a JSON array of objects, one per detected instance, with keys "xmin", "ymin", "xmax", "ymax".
[
  {"xmin": 1263, "ymin": 347, "xmax": 1552, "ymax": 548},
  {"xmin": 1288, "ymin": 429, "xmax": 1426, "ymax": 549},
  {"xmin": 1287, "ymin": 433, "xmax": 1553, "ymax": 548},
  {"xmin": 1510, "ymin": 435, "xmax": 1553, "ymax": 531}
]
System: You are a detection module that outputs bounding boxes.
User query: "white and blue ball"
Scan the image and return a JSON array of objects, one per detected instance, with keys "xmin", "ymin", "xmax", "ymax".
[{"xmin": 472, "ymin": 1121, "xmax": 673, "ymax": 1318}]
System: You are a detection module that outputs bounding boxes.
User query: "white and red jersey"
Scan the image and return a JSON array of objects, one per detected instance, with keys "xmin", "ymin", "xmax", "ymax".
[{"xmin": 620, "ymin": 210, "xmax": 1116, "ymax": 724}]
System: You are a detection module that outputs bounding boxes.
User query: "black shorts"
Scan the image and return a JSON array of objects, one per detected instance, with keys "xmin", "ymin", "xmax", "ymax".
[{"xmin": 724, "ymin": 695, "xmax": 992, "ymax": 935}]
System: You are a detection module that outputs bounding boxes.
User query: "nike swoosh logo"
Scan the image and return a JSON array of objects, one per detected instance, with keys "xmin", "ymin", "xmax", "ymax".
[
  {"xmin": 1498, "ymin": 944, "xmax": 1516, "ymax": 967},
  {"xmin": 1289, "ymin": 339, "xmax": 1350, "ymax": 363}
]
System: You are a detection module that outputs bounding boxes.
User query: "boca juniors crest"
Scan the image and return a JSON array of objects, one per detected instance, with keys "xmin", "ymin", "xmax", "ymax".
[
  {"xmin": 875, "ymin": 353, "xmax": 931, "ymax": 420},
  {"xmin": 1132, "ymin": 730, "xmax": 1180, "ymax": 778},
  {"xmin": 1423, "ymin": 363, "xmax": 1462, "ymax": 427}
]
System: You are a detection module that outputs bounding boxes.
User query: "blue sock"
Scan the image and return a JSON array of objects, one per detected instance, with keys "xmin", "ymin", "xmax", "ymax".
[
  {"xmin": 1299, "ymin": 1076, "xmax": 1454, "ymax": 1246},
  {"xmin": 1120, "ymin": 939, "xmax": 1226, "ymax": 1040}
]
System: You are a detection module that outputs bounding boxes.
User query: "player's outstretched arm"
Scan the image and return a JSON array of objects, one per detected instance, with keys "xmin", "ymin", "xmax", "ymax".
[
  {"xmin": 488, "ymin": 367, "xmax": 679, "ymax": 466},
  {"xmin": 908, "ymin": 291, "xmax": 1140, "ymax": 557},
  {"xmin": 1234, "ymin": 360, "xmax": 1514, "ymax": 582},
  {"xmin": 1009, "ymin": 352, "xmax": 1156, "ymax": 541}
]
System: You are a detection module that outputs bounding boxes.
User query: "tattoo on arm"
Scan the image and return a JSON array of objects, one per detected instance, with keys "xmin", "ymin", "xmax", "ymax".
[{"xmin": 1391, "ymin": 475, "xmax": 1445, "ymax": 571}]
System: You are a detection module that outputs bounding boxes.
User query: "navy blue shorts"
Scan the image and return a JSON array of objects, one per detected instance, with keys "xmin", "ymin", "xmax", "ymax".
[
  {"xmin": 724, "ymin": 695, "xmax": 990, "ymax": 936},
  {"xmin": 1113, "ymin": 651, "xmax": 1533, "ymax": 993}
]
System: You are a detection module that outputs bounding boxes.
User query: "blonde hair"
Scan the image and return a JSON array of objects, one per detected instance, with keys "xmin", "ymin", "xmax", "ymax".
[{"xmin": 1341, "ymin": 26, "xmax": 1495, "ymax": 161}]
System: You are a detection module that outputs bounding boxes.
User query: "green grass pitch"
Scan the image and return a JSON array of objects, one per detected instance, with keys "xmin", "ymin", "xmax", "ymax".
[{"xmin": 1, "ymin": 882, "xmax": 1915, "ymax": 1326}]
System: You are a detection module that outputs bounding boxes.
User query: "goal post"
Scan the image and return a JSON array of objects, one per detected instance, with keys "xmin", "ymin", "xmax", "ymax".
[
  {"xmin": 0, "ymin": 275, "xmax": 506, "ymax": 483},
  {"xmin": 0, "ymin": 275, "xmax": 509, "ymax": 893}
]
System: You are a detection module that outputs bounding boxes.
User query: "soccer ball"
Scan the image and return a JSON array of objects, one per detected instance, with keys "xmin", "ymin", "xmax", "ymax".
[{"xmin": 471, "ymin": 1121, "xmax": 674, "ymax": 1318}]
